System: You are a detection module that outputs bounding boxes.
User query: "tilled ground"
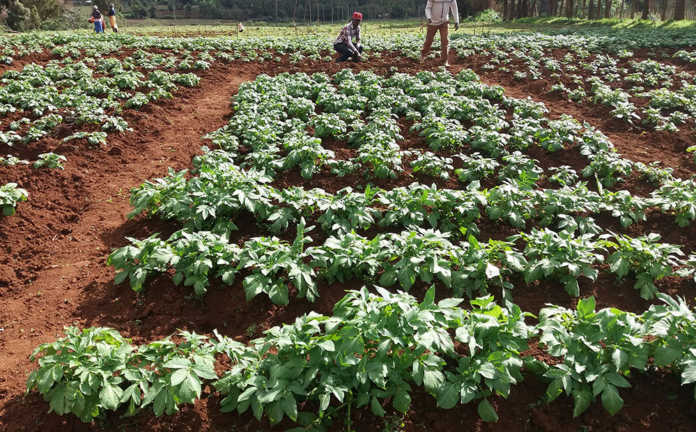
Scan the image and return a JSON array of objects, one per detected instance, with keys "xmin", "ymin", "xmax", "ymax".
[
  {"xmin": 459, "ymin": 48, "xmax": 696, "ymax": 179},
  {"xmin": 1, "ymin": 51, "xmax": 695, "ymax": 432}
]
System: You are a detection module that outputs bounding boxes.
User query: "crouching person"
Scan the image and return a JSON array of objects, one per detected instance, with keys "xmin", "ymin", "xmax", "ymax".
[{"xmin": 334, "ymin": 12, "xmax": 363, "ymax": 62}]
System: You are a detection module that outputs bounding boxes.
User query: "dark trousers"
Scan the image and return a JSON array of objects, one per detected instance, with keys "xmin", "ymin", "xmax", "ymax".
[{"xmin": 334, "ymin": 42, "xmax": 363, "ymax": 62}]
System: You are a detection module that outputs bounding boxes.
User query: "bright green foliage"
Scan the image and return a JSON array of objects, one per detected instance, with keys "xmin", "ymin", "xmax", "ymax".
[
  {"xmin": 27, "ymin": 328, "xmax": 227, "ymax": 422},
  {"xmin": 239, "ymin": 222, "xmax": 316, "ymax": 305},
  {"xmin": 549, "ymin": 165, "xmax": 579, "ymax": 186},
  {"xmin": 642, "ymin": 294, "xmax": 696, "ymax": 398},
  {"xmin": 408, "ymin": 151, "xmax": 454, "ymax": 180},
  {"xmin": 33, "ymin": 152, "xmax": 66, "ymax": 170},
  {"xmin": 125, "ymin": 92, "xmax": 150, "ymax": 109},
  {"xmin": 168, "ymin": 230, "xmax": 242, "ymax": 296},
  {"xmin": 455, "ymin": 153, "xmax": 499, "ymax": 184},
  {"xmin": 680, "ymin": 254, "xmax": 696, "ymax": 284},
  {"xmin": 0, "ymin": 155, "xmax": 29, "ymax": 166},
  {"xmin": 215, "ymin": 287, "xmax": 532, "ymax": 424},
  {"xmin": 599, "ymin": 190, "xmax": 648, "ymax": 228},
  {"xmin": 498, "ymin": 151, "xmax": 543, "ymax": 184},
  {"xmin": 687, "ymin": 145, "xmax": 696, "ymax": 164},
  {"xmin": 532, "ymin": 183, "xmax": 601, "ymax": 228},
  {"xmin": 375, "ymin": 228, "xmax": 461, "ymax": 291},
  {"xmin": 485, "ymin": 180, "xmax": 537, "ymax": 228},
  {"xmin": 29, "ymin": 291, "xmax": 696, "ymax": 424},
  {"xmin": 600, "ymin": 233, "xmax": 683, "ymax": 300},
  {"xmin": 107, "ymin": 234, "xmax": 173, "ymax": 293},
  {"xmin": 376, "ymin": 183, "xmax": 485, "ymax": 234},
  {"xmin": 310, "ymin": 113, "xmax": 346, "ymax": 139},
  {"xmin": 27, "ymin": 328, "xmax": 135, "ymax": 422},
  {"xmin": 538, "ymin": 297, "xmax": 647, "ymax": 417},
  {"xmin": 0, "ymin": 182, "xmax": 28, "ymax": 216},
  {"xmin": 412, "ymin": 115, "xmax": 467, "ymax": 151},
  {"xmin": 315, "ymin": 186, "xmax": 380, "ymax": 234},
  {"xmin": 651, "ymin": 178, "xmax": 696, "ymax": 227},
  {"xmin": 453, "ymin": 235, "xmax": 527, "ymax": 298},
  {"xmin": 63, "ymin": 131, "xmax": 108, "ymax": 147},
  {"xmin": 513, "ymin": 228, "xmax": 604, "ymax": 297},
  {"xmin": 27, "ymin": 289, "xmax": 533, "ymax": 425},
  {"xmin": 282, "ymin": 133, "xmax": 334, "ymax": 179}
]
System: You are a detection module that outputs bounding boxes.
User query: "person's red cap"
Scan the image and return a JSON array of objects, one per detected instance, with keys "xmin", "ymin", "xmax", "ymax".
[{"xmin": 352, "ymin": 12, "xmax": 363, "ymax": 20}]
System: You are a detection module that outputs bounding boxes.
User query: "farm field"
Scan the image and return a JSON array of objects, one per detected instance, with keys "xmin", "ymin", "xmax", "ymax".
[{"xmin": 0, "ymin": 25, "xmax": 696, "ymax": 432}]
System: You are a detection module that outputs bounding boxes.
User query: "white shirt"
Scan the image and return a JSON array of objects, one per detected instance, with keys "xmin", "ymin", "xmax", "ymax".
[{"xmin": 425, "ymin": 0, "xmax": 460, "ymax": 26}]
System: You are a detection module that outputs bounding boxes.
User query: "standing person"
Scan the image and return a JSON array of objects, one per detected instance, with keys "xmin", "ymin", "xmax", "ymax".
[
  {"xmin": 334, "ymin": 12, "xmax": 363, "ymax": 63},
  {"xmin": 91, "ymin": 6, "xmax": 103, "ymax": 33},
  {"xmin": 420, "ymin": 0, "xmax": 460, "ymax": 67},
  {"xmin": 108, "ymin": 4, "xmax": 118, "ymax": 33}
]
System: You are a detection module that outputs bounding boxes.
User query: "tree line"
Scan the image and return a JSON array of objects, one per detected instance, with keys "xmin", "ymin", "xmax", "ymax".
[
  {"xmin": 118, "ymin": 0, "xmax": 694, "ymax": 23},
  {"xmin": 503, "ymin": 0, "xmax": 691, "ymax": 21},
  {"xmin": 1, "ymin": 0, "xmax": 694, "ymax": 31}
]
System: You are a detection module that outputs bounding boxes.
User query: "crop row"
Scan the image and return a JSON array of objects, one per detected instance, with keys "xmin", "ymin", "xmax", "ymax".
[
  {"xmin": 110, "ymin": 70, "xmax": 696, "ymax": 305},
  {"xmin": 4, "ymin": 30, "xmax": 696, "ymax": 141},
  {"xmin": 3, "ymin": 28, "xmax": 696, "ymax": 65},
  {"xmin": 28, "ymin": 288, "xmax": 696, "ymax": 426},
  {"xmin": 0, "ymin": 61, "xmax": 200, "ymax": 149},
  {"xmin": 109, "ymin": 214, "xmax": 696, "ymax": 305},
  {"xmin": 468, "ymin": 40, "xmax": 696, "ymax": 132},
  {"xmin": 210, "ymin": 69, "xmax": 657, "ymax": 190},
  {"xmin": 130, "ymin": 147, "xmax": 696, "ymax": 238}
]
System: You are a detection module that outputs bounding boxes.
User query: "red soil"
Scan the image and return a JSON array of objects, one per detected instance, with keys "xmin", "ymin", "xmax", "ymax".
[
  {"xmin": 1, "ymin": 52, "xmax": 696, "ymax": 432},
  {"xmin": 455, "ymin": 51, "xmax": 696, "ymax": 179}
]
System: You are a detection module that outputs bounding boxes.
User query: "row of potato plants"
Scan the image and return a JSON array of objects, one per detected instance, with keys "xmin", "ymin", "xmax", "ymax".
[
  {"xmin": 27, "ymin": 287, "xmax": 696, "ymax": 426},
  {"xmin": 108, "ymin": 218, "xmax": 695, "ymax": 305},
  {"xmin": 4, "ymin": 31, "xmax": 696, "ymax": 169},
  {"xmin": 120, "ymin": 70, "xmax": 694, "ymax": 236},
  {"xmin": 207, "ymin": 69, "xmax": 649, "ymax": 190},
  {"xmin": 108, "ymin": 70, "xmax": 696, "ymax": 305},
  {"xmin": 128, "ymin": 146, "xmax": 696, "ymax": 239},
  {"xmin": 3, "ymin": 28, "xmax": 696, "ymax": 68},
  {"xmin": 451, "ymin": 30, "xmax": 696, "ymax": 136},
  {"xmin": 0, "ymin": 60, "xmax": 200, "ymax": 149},
  {"xmin": 4, "ymin": 30, "xmax": 696, "ymax": 139}
]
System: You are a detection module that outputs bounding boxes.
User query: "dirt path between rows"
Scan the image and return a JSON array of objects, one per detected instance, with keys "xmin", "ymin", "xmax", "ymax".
[{"xmin": 0, "ymin": 63, "xmax": 258, "ymax": 430}]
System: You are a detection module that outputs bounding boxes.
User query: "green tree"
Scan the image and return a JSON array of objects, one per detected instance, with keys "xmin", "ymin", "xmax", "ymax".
[{"xmin": 5, "ymin": 0, "xmax": 30, "ymax": 30}]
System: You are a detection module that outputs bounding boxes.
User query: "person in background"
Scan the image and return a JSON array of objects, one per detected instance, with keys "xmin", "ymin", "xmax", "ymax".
[
  {"xmin": 108, "ymin": 4, "xmax": 118, "ymax": 33},
  {"xmin": 90, "ymin": 5, "xmax": 103, "ymax": 33},
  {"xmin": 238, "ymin": 22, "xmax": 245, "ymax": 33},
  {"xmin": 420, "ymin": 0, "xmax": 459, "ymax": 67},
  {"xmin": 334, "ymin": 12, "xmax": 363, "ymax": 63}
]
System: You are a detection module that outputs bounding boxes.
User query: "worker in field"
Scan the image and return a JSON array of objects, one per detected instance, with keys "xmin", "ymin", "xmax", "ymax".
[
  {"xmin": 90, "ymin": 5, "xmax": 104, "ymax": 33},
  {"xmin": 108, "ymin": 4, "xmax": 118, "ymax": 33},
  {"xmin": 334, "ymin": 12, "xmax": 363, "ymax": 62},
  {"xmin": 420, "ymin": 0, "xmax": 460, "ymax": 67}
]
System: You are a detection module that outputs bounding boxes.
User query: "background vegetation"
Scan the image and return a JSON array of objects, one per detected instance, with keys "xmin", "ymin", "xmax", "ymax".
[{"xmin": 0, "ymin": 0, "xmax": 695, "ymax": 34}]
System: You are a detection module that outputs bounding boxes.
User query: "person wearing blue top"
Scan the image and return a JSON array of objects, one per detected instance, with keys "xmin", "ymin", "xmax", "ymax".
[{"xmin": 91, "ymin": 6, "xmax": 104, "ymax": 33}]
